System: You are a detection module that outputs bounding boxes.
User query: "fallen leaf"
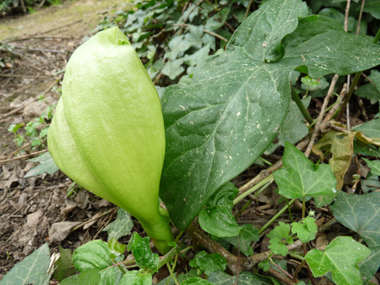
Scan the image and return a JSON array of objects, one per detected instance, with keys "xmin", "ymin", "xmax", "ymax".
[{"xmin": 49, "ymin": 221, "xmax": 82, "ymax": 243}]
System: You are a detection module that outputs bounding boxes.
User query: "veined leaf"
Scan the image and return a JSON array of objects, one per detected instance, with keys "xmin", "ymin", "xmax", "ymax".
[
  {"xmin": 160, "ymin": 0, "xmax": 380, "ymax": 230},
  {"xmin": 273, "ymin": 142, "xmax": 336, "ymax": 199},
  {"xmin": 305, "ymin": 236, "xmax": 370, "ymax": 285}
]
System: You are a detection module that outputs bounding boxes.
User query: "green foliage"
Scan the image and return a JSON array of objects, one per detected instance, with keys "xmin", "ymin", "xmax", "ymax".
[
  {"xmin": 267, "ymin": 222, "xmax": 293, "ymax": 256},
  {"xmin": 222, "ymin": 224, "xmax": 260, "ymax": 256},
  {"xmin": 198, "ymin": 182, "xmax": 242, "ymax": 237},
  {"xmin": 273, "ymin": 142, "xmax": 337, "ymax": 199},
  {"xmin": 305, "ymin": 236, "xmax": 371, "ymax": 285},
  {"xmin": 0, "ymin": 243, "xmax": 52, "ymax": 285},
  {"xmin": 291, "ymin": 217, "xmax": 317, "ymax": 243},
  {"xmin": 127, "ymin": 233, "xmax": 160, "ymax": 273},
  {"xmin": 103, "ymin": 208, "xmax": 134, "ymax": 241},
  {"xmin": 189, "ymin": 251, "xmax": 227, "ymax": 276},
  {"xmin": 24, "ymin": 152, "xmax": 59, "ymax": 178}
]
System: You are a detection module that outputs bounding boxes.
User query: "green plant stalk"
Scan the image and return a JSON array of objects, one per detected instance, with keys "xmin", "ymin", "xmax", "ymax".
[
  {"xmin": 291, "ymin": 87, "xmax": 313, "ymax": 124},
  {"xmin": 287, "ymin": 199, "xmax": 294, "ymax": 223},
  {"xmin": 288, "ymin": 252, "xmax": 305, "ymax": 261},
  {"xmin": 48, "ymin": 27, "xmax": 174, "ymax": 254},
  {"xmin": 337, "ymin": 28, "xmax": 380, "ymax": 121},
  {"xmin": 167, "ymin": 263, "xmax": 180, "ymax": 285},
  {"xmin": 302, "ymin": 196, "xmax": 306, "ymax": 219},
  {"xmin": 233, "ymin": 175, "xmax": 274, "ymax": 205},
  {"xmin": 259, "ymin": 199, "xmax": 295, "ymax": 234}
]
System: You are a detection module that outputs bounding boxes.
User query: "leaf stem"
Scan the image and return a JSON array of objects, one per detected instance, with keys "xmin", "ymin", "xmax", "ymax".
[
  {"xmin": 302, "ymin": 196, "xmax": 306, "ymax": 219},
  {"xmin": 291, "ymin": 87, "xmax": 313, "ymax": 124},
  {"xmin": 233, "ymin": 175, "xmax": 274, "ymax": 205},
  {"xmin": 259, "ymin": 199, "xmax": 295, "ymax": 234},
  {"xmin": 167, "ymin": 262, "xmax": 180, "ymax": 285}
]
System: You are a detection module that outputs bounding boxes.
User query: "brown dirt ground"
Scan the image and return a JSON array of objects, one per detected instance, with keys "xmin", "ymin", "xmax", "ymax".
[{"xmin": 0, "ymin": 0, "xmax": 134, "ymax": 280}]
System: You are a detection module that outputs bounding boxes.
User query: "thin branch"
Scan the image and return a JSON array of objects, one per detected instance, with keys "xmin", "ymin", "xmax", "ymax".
[
  {"xmin": 356, "ymin": 0, "xmax": 365, "ymax": 35},
  {"xmin": 305, "ymin": 74, "xmax": 339, "ymax": 157},
  {"xmin": 0, "ymin": 149, "xmax": 48, "ymax": 165},
  {"xmin": 173, "ymin": 24, "xmax": 228, "ymax": 42},
  {"xmin": 178, "ymin": 0, "xmax": 206, "ymax": 35},
  {"xmin": 244, "ymin": 0, "xmax": 253, "ymax": 20},
  {"xmin": 344, "ymin": 0, "xmax": 351, "ymax": 32}
]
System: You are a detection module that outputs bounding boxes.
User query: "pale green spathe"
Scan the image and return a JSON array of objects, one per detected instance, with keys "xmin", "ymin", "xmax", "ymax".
[{"xmin": 48, "ymin": 27, "xmax": 173, "ymax": 254}]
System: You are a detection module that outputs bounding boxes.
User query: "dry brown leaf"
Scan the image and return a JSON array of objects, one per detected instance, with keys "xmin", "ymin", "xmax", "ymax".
[{"xmin": 49, "ymin": 221, "xmax": 82, "ymax": 243}]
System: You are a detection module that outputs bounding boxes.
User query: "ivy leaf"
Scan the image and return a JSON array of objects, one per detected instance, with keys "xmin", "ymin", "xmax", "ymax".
[
  {"xmin": 353, "ymin": 119, "xmax": 380, "ymax": 139},
  {"xmin": 161, "ymin": 58, "xmax": 185, "ymax": 80},
  {"xmin": 53, "ymin": 246, "xmax": 76, "ymax": 282},
  {"xmin": 267, "ymin": 222, "xmax": 292, "ymax": 256},
  {"xmin": 274, "ymin": 142, "xmax": 336, "ymax": 199},
  {"xmin": 305, "ymin": 236, "xmax": 370, "ymax": 285},
  {"xmin": 72, "ymin": 240, "xmax": 112, "ymax": 272},
  {"xmin": 199, "ymin": 182, "xmax": 242, "ymax": 237},
  {"xmin": 0, "ymin": 243, "xmax": 52, "ymax": 285},
  {"xmin": 60, "ymin": 268, "xmax": 101, "ymax": 285},
  {"xmin": 208, "ymin": 271, "xmax": 264, "ymax": 284},
  {"xmin": 118, "ymin": 270, "xmax": 152, "ymax": 285},
  {"xmin": 361, "ymin": 174, "xmax": 380, "ymax": 193},
  {"xmin": 156, "ymin": 269, "xmax": 199, "ymax": 285},
  {"xmin": 103, "ymin": 208, "xmax": 133, "ymax": 241},
  {"xmin": 291, "ymin": 217, "xmax": 317, "ymax": 243},
  {"xmin": 363, "ymin": 158, "xmax": 380, "ymax": 176},
  {"xmin": 189, "ymin": 251, "xmax": 227, "ymax": 276},
  {"xmin": 24, "ymin": 152, "xmax": 59, "ymax": 178},
  {"xmin": 127, "ymin": 232, "xmax": 159, "ymax": 273},
  {"xmin": 330, "ymin": 191, "xmax": 380, "ymax": 283},
  {"xmin": 223, "ymin": 224, "xmax": 260, "ymax": 256},
  {"xmin": 160, "ymin": 0, "xmax": 380, "ymax": 230}
]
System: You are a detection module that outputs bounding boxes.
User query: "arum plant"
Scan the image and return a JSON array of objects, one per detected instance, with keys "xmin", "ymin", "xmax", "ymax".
[{"xmin": 48, "ymin": 27, "xmax": 174, "ymax": 254}]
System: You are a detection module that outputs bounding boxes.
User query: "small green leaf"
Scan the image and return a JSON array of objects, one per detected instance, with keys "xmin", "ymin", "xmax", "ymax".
[
  {"xmin": 301, "ymin": 76, "xmax": 320, "ymax": 88},
  {"xmin": 119, "ymin": 270, "xmax": 152, "ymax": 285},
  {"xmin": 60, "ymin": 268, "xmax": 101, "ymax": 285},
  {"xmin": 199, "ymin": 182, "xmax": 242, "ymax": 237},
  {"xmin": 8, "ymin": 123, "xmax": 23, "ymax": 133},
  {"xmin": 0, "ymin": 243, "xmax": 52, "ymax": 285},
  {"xmin": 222, "ymin": 224, "xmax": 259, "ymax": 256},
  {"xmin": 24, "ymin": 152, "xmax": 59, "ymax": 178},
  {"xmin": 267, "ymin": 222, "xmax": 292, "ymax": 256},
  {"xmin": 108, "ymin": 238, "xmax": 126, "ymax": 260},
  {"xmin": 103, "ymin": 208, "xmax": 133, "ymax": 241},
  {"xmin": 156, "ymin": 269, "xmax": 199, "ymax": 285},
  {"xmin": 273, "ymin": 142, "xmax": 336, "ymax": 199},
  {"xmin": 258, "ymin": 259, "xmax": 271, "ymax": 272},
  {"xmin": 72, "ymin": 240, "xmax": 112, "ymax": 272},
  {"xmin": 305, "ymin": 236, "xmax": 370, "ymax": 285},
  {"xmin": 190, "ymin": 251, "xmax": 227, "ymax": 276},
  {"xmin": 127, "ymin": 232, "xmax": 159, "ymax": 272},
  {"xmin": 53, "ymin": 246, "xmax": 76, "ymax": 282},
  {"xmin": 291, "ymin": 217, "xmax": 317, "ymax": 243},
  {"xmin": 363, "ymin": 158, "xmax": 380, "ymax": 176},
  {"xmin": 361, "ymin": 174, "xmax": 380, "ymax": 193}
]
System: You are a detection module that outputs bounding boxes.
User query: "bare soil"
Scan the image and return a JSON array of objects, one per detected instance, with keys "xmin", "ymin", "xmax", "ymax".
[{"xmin": 0, "ymin": 0, "xmax": 132, "ymax": 279}]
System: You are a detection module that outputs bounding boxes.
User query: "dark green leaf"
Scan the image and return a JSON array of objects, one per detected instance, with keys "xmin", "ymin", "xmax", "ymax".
[
  {"xmin": 207, "ymin": 271, "xmax": 263, "ymax": 284},
  {"xmin": 199, "ymin": 182, "xmax": 242, "ymax": 237},
  {"xmin": 190, "ymin": 251, "xmax": 227, "ymax": 276},
  {"xmin": 266, "ymin": 97, "xmax": 310, "ymax": 154},
  {"xmin": 53, "ymin": 246, "xmax": 76, "ymax": 282},
  {"xmin": 305, "ymin": 236, "xmax": 370, "ymax": 285},
  {"xmin": 358, "ymin": 248, "xmax": 380, "ymax": 285},
  {"xmin": 160, "ymin": 0, "xmax": 308, "ymax": 230},
  {"xmin": 60, "ymin": 268, "xmax": 101, "ymax": 285},
  {"xmin": 103, "ymin": 208, "xmax": 133, "ymax": 241},
  {"xmin": 330, "ymin": 192, "xmax": 380, "ymax": 249},
  {"xmin": 0, "ymin": 243, "xmax": 52, "ymax": 285},
  {"xmin": 273, "ymin": 142, "xmax": 336, "ymax": 199},
  {"xmin": 72, "ymin": 240, "xmax": 112, "ymax": 272},
  {"xmin": 127, "ymin": 232, "xmax": 159, "ymax": 272},
  {"xmin": 161, "ymin": 0, "xmax": 380, "ymax": 230},
  {"xmin": 222, "ymin": 224, "xmax": 259, "ymax": 256}
]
